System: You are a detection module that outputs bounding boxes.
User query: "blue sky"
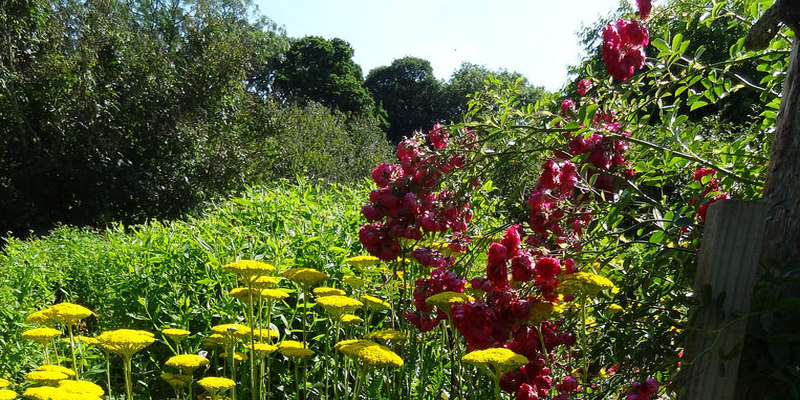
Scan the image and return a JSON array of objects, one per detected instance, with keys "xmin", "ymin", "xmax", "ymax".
[{"xmin": 254, "ymin": 0, "xmax": 624, "ymax": 91}]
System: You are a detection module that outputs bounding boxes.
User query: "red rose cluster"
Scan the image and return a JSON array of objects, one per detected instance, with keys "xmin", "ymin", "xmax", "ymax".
[
  {"xmin": 690, "ymin": 167, "xmax": 730, "ymax": 223},
  {"xmin": 359, "ymin": 124, "xmax": 473, "ymax": 261},
  {"xmin": 406, "ymin": 265, "xmax": 466, "ymax": 332},
  {"xmin": 601, "ymin": 0, "xmax": 651, "ymax": 81},
  {"xmin": 625, "ymin": 378, "xmax": 659, "ymax": 400}
]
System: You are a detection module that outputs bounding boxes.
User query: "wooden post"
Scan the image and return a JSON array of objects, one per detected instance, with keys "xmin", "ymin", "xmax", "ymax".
[{"xmin": 678, "ymin": 200, "xmax": 767, "ymax": 400}]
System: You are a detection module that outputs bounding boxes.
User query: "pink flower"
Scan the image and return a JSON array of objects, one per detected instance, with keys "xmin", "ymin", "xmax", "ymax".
[
  {"xmin": 561, "ymin": 98, "xmax": 576, "ymax": 116},
  {"xmin": 636, "ymin": 0, "xmax": 652, "ymax": 20},
  {"xmin": 577, "ymin": 79, "xmax": 592, "ymax": 95},
  {"xmin": 429, "ymin": 123, "xmax": 449, "ymax": 150}
]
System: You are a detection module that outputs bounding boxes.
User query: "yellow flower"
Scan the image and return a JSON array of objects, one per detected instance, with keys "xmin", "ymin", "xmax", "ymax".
[
  {"xmin": 529, "ymin": 301, "xmax": 565, "ymax": 324},
  {"xmin": 21, "ymin": 328, "xmax": 61, "ymax": 344},
  {"xmin": 259, "ymin": 289, "xmax": 290, "ymax": 301},
  {"xmin": 425, "ymin": 292, "xmax": 474, "ymax": 315},
  {"xmin": 76, "ymin": 336, "xmax": 99, "ymax": 347},
  {"xmin": 339, "ymin": 314, "xmax": 363, "ymax": 324},
  {"xmin": 219, "ymin": 352, "xmax": 248, "ymax": 361},
  {"xmin": 252, "ymin": 328, "xmax": 280, "ymax": 342},
  {"xmin": 280, "ymin": 268, "xmax": 328, "ymax": 286},
  {"xmin": 45, "ymin": 302, "xmax": 93, "ymax": 325},
  {"xmin": 245, "ymin": 275, "xmax": 282, "ymax": 289},
  {"xmin": 229, "ymin": 287, "xmax": 262, "ymax": 302},
  {"xmin": 315, "ymin": 295, "xmax": 363, "ymax": 318},
  {"xmin": 210, "ymin": 324, "xmax": 251, "ymax": 340},
  {"xmin": 222, "ymin": 260, "xmax": 276, "ymax": 276},
  {"xmin": 559, "ymin": 272, "xmax": 617, "ymax": 298},
  {"xmin": 201, "ymin": 334, "xmax": 226, "ymax": 348},
  {"xmin": 360, "ymin": 295, "xmax": 391, "ymax": 311},
  {"xmin": 605, "ymin": 303, "xmax": 624, "ymax": 317},
  {"xmin": 277, "ymin": 341, "xmax": 314, "ymax": 358},
  {"xmin": 161, "ymin": 372, "xmax": 191, "ymax": 389},
  {"xmin": 335, "ymin": 339, "xmax": 403, "ymax": 368},
  {"xmin": 364, "ymin": 329, "xmax": 406, "ymax": 343},
  {"xmin": 58, "ymin": 380, "xmax": 105, "ymax": 396},
  {"xmin": 165, "ymin": 354, "xmax": 209, "ymax": 372},
  {"xmin": 0, "ymin": 379, "xmax": 8, "ymax": 389},
  {"xmin": 162, "ymin": 328, "xmax": 191, "ymax": 340},
  {"xmin": 462, "ymin": 348, "xmax": 528, "ymax": 376},
  {"xmin": 248, "ymin": 343, "xmax": 278, "ymax": 357},
  {"xmin": 343, "ymin": 255, "xmax": 380, "ymax": 268},
  {"xmin": 25, "ymin": 370, "xmax": 68, "ymax": 385},
  {"xmin": 96, "ymin": 329, "xmax": 154, "ymax": 358},
  {"xmin": 0, "ymin": 389, "xmax": 14, "ymax": 400},
  {"xmin": 35, "ymin": 365, "xmax": 76, "ymax": 379},
  {"xmin": 25, "ymin": 310, "xmax": 52, "ymax": 326},
  {"xmin": 197, "ymin": 377, "xmax": 236, "ymax": 396},
  {"xmin": 313, "ymin": 287, "xmax": 347, "ymax": 297},
  {"xmin": 24, "ymin": 386, "xmax": 102, "ymax": 400},
  {"xmin": 342, "ymin": 275, "xmax": 367, "ymax": 289}
]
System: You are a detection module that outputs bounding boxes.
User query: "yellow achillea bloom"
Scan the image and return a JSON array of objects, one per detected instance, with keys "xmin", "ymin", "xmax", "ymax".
[
  {"xmin": 24, "ymin": 310, "xmax": 52, "ymax": 326},
  {"xmin": 165, "ymin": 354, "xmax": 209, "ymax": 372},
  {"xmin": 210, "ymin": 324, "xmax": 251, "ymax": 340},
  {"xmin": 343, "ymin": 255, "xmax": 380, "ymax": 268},
  {"xmin": 529, "ymin": 301, "xmax": 565, "ymax": 324},
  {"xmin": 252, "ymin": 328, "xmax": 279, "ymax": 341},
  {"xmin": 228, "ymin": 287, "xmax": 262, "ymax": 302},
  {"xmin": 245, "ymin": 275, "xmax": 282, "ymax": 289},
  {"xmin": 315, "ymin": 295, "xmax": 363, "ymax": 318},
  {"xmin": 0, "ymin": 389, "xmax": 14, "ymax": 400},
  {"xmin": 35, "ymin": 365, "xmax": 76, "ymax": 379},
  {"xmin": 161, "ymin": 372, "xmax": 191, "ymax": 389},
  {"xmin": 197, "ymin": 376, "xmax": 236, "ymax": 397},
  {"xmin": 58, "ymin": 380, "xmax": 105, "ymax": 396},
  {"xmin": 96, "ymin": 329, "xmax": 154, "ymax": 358},
  {"xmin": 360, "ymin": 295, "xmax": 391, "ymax": 311},
  {"xmin": 21, "ymin": 327, "xmax": 61, "ymax": 344},
  {"xmin": 222, "ymin": 260, "xmax": 276, "ymax": 276},
  {"xmin": 339, "ymin": 314, "xmax": 363, "ymax": 324},
  {"xmin": 277, "ymin": 341, "xmax": 314, "ymax": 358},
  {"xmin": 364, "ymin": 329, "xmax": 407, "ymax": 343},
  {"xmin": 335, "ymin": 340, "xmax": 403, "ymax": 368},
  {"xmin": 24, "ymin": 386, "xmax": 102, "ymax": 400},
  {"xmin": 313, "ymin": 287, "xmax": 346, "ymax": 297},
  {"xmin": 280, "ymin": 268, "xmax": 328, "ymax": 286},
  {"xmin": 162, "ymin": 328, "xmax": 191, "ymax": 340},
  {"xmin": 462, "ymin": 348, "xmax": 528, "ymax": 376},
  {"xmin": 342, "ymin": 275, "xmax": 367, "ymax": 289},
  {"xmin": 259, "ymin": 288, "xmax": 290, "ymax": 301},
  {"xmin": 201, "ymin": 334, "xmax": 225, "ymax": 348},
  {"xmin": 558, "ymin": 272, "xmax": 617, "ymax": 298},
  {"xmin": 248, "ymin": 343, "xmax": 278, "ymax": 357},
  {"xmin": 219, "ymin": 352, "xmax": 248, "ymax": 361},
  {"xmin": 605, "ymin": 303, "xmax": 624, "ymax": 316},
  {"xmin": 25, "ymin": 370, "xmax": 69, "ymax": 385},
  {"xmin": 45, "ymin": 302, "xmax": 93, "ymax": 325},
  {"xmin": 76, "ymin": 336, "xmax": 99, "ymax": 347},
  {"xmin": 0, "ymin": 378, "xmax": 8, "ymax": 388},
  {"xmin": 425, "ymin": 292, "xmax": 474, "ymax": 315}
]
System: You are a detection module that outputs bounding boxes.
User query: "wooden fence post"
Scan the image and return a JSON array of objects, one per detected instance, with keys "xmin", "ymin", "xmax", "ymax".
[{"xmin": 678, "ymin": 199, "xmax": 767, "ymax": 400}]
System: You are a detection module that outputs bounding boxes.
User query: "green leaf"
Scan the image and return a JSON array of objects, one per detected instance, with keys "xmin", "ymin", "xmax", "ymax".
[{"xmin": 690, "ymin": 101, "xmax": 708, "ymax": 111}]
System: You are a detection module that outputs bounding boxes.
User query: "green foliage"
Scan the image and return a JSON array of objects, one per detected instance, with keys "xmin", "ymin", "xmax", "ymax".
[
  {"xmin": 272, "ymin": 36, "xmax": 378, "ymax": 117},
  {"xmin": 365, "ymin": 57, "xmax": 444, "ymax": 143}
]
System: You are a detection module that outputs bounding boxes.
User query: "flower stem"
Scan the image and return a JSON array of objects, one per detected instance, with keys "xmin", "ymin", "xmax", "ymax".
[
  {"xmin": 581, "ymin": 296, "xmax": 589, "ymax": 387},
  {"xmin": 68, "ymin": 325, "xmax": 79, "ymax": 379},
  {"xmin": 352, "ymin": 367, "xmax": 367, "ymax": 400},
  {"xmin": 124, "ymin": 356, "xmax": 133, "ymax": 400}
]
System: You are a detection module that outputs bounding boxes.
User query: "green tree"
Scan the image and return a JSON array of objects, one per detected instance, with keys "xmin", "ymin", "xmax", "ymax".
[
  {"xmin": 365, "ymin": 56, "xmax": 443, "ymax": 143},
  {"xmin": 272, "ymin": 36, "xmax": 376, "ymax": 116}
]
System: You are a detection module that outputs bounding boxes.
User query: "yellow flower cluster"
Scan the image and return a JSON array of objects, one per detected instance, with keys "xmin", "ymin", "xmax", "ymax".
[
  {"xmin": 161, "ymin": 372, "xmax": 191, "ymax": 389},
  {"xmin": 246, "ymin": 275, "xmax": 282, "ymax": 289},
  {"xmin": 558, "ymin": 272, "xmax": 617, "ymax": 298},
  {"xmin": 315, "ymin": 295, "xmax": 363, "ymax": 318},
  {"xmin": 364, "ymin": 329, "xmax": 407, "ymax": 343},
  {"xmin": 248, "ymin": 343, "xmax": 278, "ymax": 357},
  {"xmin": 339, "ymin": 314, "xmax": 363, "ymax": 324},
  {"xmin": 313, "ymin": 287, "xmax": 346, "ymax": 297},
  {"xmin": 25, "ymin": 370, "xmax": 68, "ymax": 385},
  {"xmin": 161, "ymin": 328, "xmax": 191, "ymax": 340},
  {"xmin": 425, "ymin": 292, "xmax": 474, "ymax": 311},
  {"xmin": 342, "ymin": 275, "xmax": 367, "ymax": 289},
  {"xmin": 280, "ymin": 268, "xmax": 328, "ymax": 286},
  {"xmin": 259, "ymin": 289, "xmax": 290, "ymax": 301},
  {"xmin": 277, "ymin": 341, "xmax": 314, "ymax": 358},
  {"xmin": 222, "ymin": 260, "xmax": 276, "ymax": 276},
  {"xmin": 343, "ymin": 255, "xmax": 380, "ymax": 268},
  {"xmin": 0, "ymin": 390, "xmax": 14, "ymax": 400},
  {"xmin": 219, "ymin": 352, "xmax": 248, "ymax": 361},
  {"xmin": 210, "ymin": 324, "xmax": 251, "ymax": 339},
  {"xmin": 335, "ymin": 340, "xmax": 403, "ymax": 368},
  {"xmin": 529, "ymin": 301, "xmax": 565, "ymax": 324},
  {"xmin": 96, "ymin": 329, "xmax": 154, "ymax": 358},
  {"xmin": 26, "ymin": 303, "xmax": 92, "ymax": 327},
  {"xmin": 35, "ymin": 365, "xmax": 76, "ymax": 379},
  {"xmin": 462, "ymin": 348, "xmax": 528, "ymax": 376},
  {"xmin": 58, "ymin": 380, "xmax": 104, "ymax": 396},
  {"xmin": 165, "ymin": 354, "xmax": 209, "ymax": 372},
  {"xmin": 21, "ymin": 327, "xmax": 61, "ymax": 343},
  {"xmin": 0, "ymin": 378, "xmax": 8, "ymax": 388},
  {"xmin": 229, "ymin": 287, "xmax": 262, "ymax": 302},
  {"xmin": 197, "ymin": 376, "xmax": 236, "ymax": 396},
  {"xmin": 22, "ymin": 386, "xmax": 102, "ymax": 400},
  {"xmin": 360, "ymin": 295, "xmax": 391, "ymax": 311}
]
